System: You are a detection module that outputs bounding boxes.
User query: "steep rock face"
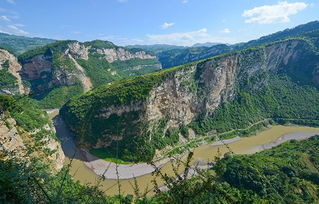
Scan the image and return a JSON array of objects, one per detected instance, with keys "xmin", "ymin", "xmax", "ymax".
[
  {"xmin": 67, "ymin": 53, "xmax": 93, "ymax": 92},
  {"xmin": 19, "ymin": 40, "xmax": 161, "ymax": 107},
  {"xmin": 0, "ymin": 114, "xmax": 65, "ymax": 171},
  {"xmin": 0, "ymin": 49, "xmax": 26, "ymax": 95},
  {"xmin": 20, "ymin": 47, "xmax": 90, "ymax": 94},
  {"xmin": 66, "ymin": 42, "xmax": 89, "ymax": 60},
  {"xmin": 145, "ymin": 66, "xmax": 198, "ymax": 126},
  {"xmin": 0, "ymin": 117, "xmax": 25, "ymax": 156},
  {"xmin": 61, "ymin": 39, "xmax": 319, "ymax": 161},
  {"xmin": 96, "ymin": 47, "xmax": 156, "ymax": 63},
  {"xmin": 22, "ymin": 55, "xmax": 52, "ymax": 80}
]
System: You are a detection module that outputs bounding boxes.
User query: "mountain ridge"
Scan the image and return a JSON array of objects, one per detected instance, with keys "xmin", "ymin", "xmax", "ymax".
[
  {"xmin": 61, "ymin": 34, "xmax": 319, "ymax": 162},
  {"xmin": 0, "ymin": 32, "xmax": 55, "ymax": 55},
  {"xmin": 14, "ymin": 40, "xmax": 162, "ymax": 108},
  {"xmin": 141, "ymin": 21, "xmax": 319, "ymax": 68},
  {"xmin": 1, "ymin": 20, "xmax": 319, "ymax": 203}
]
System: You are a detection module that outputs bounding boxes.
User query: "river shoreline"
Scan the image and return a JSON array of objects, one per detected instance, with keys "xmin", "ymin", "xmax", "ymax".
[
  {"xmin": 81, "ymin": 131, "xmax": 319, "ymax": 180},
  {"xmin": 81, "ymin": 136, "xmax": 242, "ymax": 180},
  {"xmin": 51, "ymin": 110, "xmax": 319, "ymax": 180},
  {"xmin": 49, "ymin": 110, "xmax": 319, "ymax": 195}
]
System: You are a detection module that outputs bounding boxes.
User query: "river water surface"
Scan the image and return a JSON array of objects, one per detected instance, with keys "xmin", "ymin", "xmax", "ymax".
[{"xmin": 50, "ymin": 110, "xmax": 319, "ymax": 196}]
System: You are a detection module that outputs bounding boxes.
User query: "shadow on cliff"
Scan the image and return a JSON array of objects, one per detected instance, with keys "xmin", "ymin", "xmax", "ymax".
[{"xmin": 53, "ymin": 115, "xmax": 99, "ymax": 162}]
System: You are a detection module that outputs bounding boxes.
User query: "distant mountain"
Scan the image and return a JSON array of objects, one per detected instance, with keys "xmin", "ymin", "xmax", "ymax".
[
  {"xmin": 157, "ymin": 44, "xmax": 231, "ymax": 68},
  {"xmin": 0, "ymin": 33, "xmax": 55, "ymax": 55},
  {"xmin": 127, "ymin": 43, "xmax": 232, "ymax": 69},
  {"xmin": 192, "ymin": 42, "xmax": 223, "ymax": 47},
  {"xmin": 126, "ymin": 44, "xmax": 185, "ymax": 54},
  {"xmin": 233, "ymin": 20, "xmax": 319, "ymax": 50},
  {"xmin": 156, "ymin": 21, "xmax": 319, "ymax": 68}
]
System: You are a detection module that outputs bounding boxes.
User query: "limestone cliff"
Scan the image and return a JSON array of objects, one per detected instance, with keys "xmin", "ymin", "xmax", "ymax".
[
  {"xmin": 61, "ymin": 38, "xmax": 319, "ymax": 161},
  {"xmin": 0, "ymin": 49, "xmax": 26, "ymax": 95},
  {"xmin": 0, "ymin": 105, "xmax": 65, "ymax": 172},
  {"xmin": 18, "ymin": 40, "xmax": 161, "ymax": 108},
  {"xmin": 96, "ymin": 47, "xmax": 156, "ymax": 63}
]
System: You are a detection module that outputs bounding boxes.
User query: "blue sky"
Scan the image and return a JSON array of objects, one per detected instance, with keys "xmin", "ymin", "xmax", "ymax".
[{"xmin": 0, "ymin": 0, "xmax": 318, "ymax": 46}]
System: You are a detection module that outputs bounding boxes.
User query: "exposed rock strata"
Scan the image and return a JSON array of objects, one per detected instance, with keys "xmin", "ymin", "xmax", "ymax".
[
  {"xmin": 62, "ymin": 39, "xmax": 319, "ymax": 150},
  {"xmin": 0, "ymin": 115, "xmax": 65, "ymax": 171},
  {"xmin": 96, "ymin": 48, "xmax": 156, "ymax": 63},
  {"xmin": 20, "ymin": 41, "xmax": 161, "ymax": 95},
  {"xmin": 0, "ymin": 49, "xmax": 26, "ymax": 94}
]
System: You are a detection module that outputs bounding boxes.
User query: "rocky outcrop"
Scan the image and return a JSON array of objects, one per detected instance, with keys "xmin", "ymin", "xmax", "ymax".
[
  {"xmin": 66, "ymin": 42, "xmax": 89, "ymax": 60},
  {"xmin": 44, "ymin": 136, "xmax": 65, "ymax": 171},
  {"xmin": 145, "ymin": 66, "xmax": 198, "ymax": 126},
  {"xmin": 0, "ymin": 114, "xmax": 65, "ymax": 171},
  {"xmin": 19, "ymin": 40, "xmax": 161, "ymax": 97},
  {"xmin": 67, "ymin": 54, "xmax": 93, "ymax": 92},
  {"xmin": 20, "ymin": 50, "xmax": 86, "ymax": 94},
  {"xmin": 61, "ymin": 39, "xmax": 319, "ymax": 154},
  {"xmin": 0, "ymin": 117, "xmax": 25, "ymax": 157},
  {"xmin": 0, "ymin": 49, "xmax": 26, "ymax": 95},
  {"xmin": 96, "ymin": 48, "xmax": 156, "ymax": 63}
]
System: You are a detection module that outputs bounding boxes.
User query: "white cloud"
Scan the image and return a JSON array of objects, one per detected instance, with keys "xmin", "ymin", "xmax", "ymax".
[
  {"xmin": 72, "ymin": 31, "xmax": 81, "ymax": 34},
  {"xmin": 98, "ymin": 29, "xmax": 235, "ymax": 46},
  {"xmin": 145, "ymin": 28, "xmax": 234, "ymax": 46},
  {"xmin": 0, "ymin": 15, "xmax": 11, "ymax": 22},
  {"xmin": 182, "ymin": 0, "xmax": 188, "ymax": 4},
  {"xmin": 5, "ymin": 0, "xmax": 15, "ymax": 4},
  {"xmin": 7, "ymin": 25, "xmax": 29, "ymax": 35},
  {"xmin": 99, "ymin": 29, "xmax": 236, "ymax": 46},
  {"xmin": 13, "ymin": 23, "xmax": 24, "ymax": 27},
  {"xmin": 220, "ymin": 28, "xmax": 230, "ymax": 34},
  {"xmin": 242, "ymin": 1, "xmax": 308, "ymax": 24},
  {"xmin": 98, "ymin": 35, "xmax": 145, "ymax": 45},
  {"xmin": 161, "ymin": 22, "xmax": 175, "ymax": 29}
]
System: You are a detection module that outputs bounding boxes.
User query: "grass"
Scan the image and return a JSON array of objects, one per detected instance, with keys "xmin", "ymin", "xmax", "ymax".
[
  {"xmin": 160, "ymin": 119, "xmax": 300, "ymax": 159},
  {"xmin": 35, "ymin": 84, "xmax": 83, "ymax": 109},
  {"xmin": 0, "ymin": 70, "xmax": 18, "ymax": 89},
  {"xmin": 89, "ymin": 148, "xmax": 134, "ymax": 165}
]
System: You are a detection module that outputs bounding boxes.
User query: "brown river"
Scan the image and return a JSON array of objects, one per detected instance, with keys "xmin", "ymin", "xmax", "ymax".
[{"xmin": 48, "ymin": 110, "xmax": 319, "ymax": 196}]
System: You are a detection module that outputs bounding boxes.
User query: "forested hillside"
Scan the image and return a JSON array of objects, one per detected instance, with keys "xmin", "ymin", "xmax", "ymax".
[
  {"xmin": 1, "ymin": 19, "xmax": 319, "ymax": 203},
  {"xmin": 0, "ymin": 33, "xmax": 55, "ymax": 55},
  {"xmin": 129, "ymin": 21, "xmax": 319, "ymax": 69},
  {"xmin": 150, "ymin": 136, "xmax": 319, "ymax": 203},
  {"xmin": 61, "ymin": 32, "xmax": 319, "ymax": 163},
  {"xmin": 16, "ymin": 40, "xmax": 161, "ymax": 108}
]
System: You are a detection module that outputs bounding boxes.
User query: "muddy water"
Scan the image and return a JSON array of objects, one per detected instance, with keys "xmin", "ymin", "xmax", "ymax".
[{"xmin": 59, "ymin": 125, "xmax": 319, "ymax": 196}]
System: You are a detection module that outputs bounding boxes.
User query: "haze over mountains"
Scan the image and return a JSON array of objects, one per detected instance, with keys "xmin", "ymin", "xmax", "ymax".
[{"xmin": 1, "ymin": 20, "xmax": 319, "ymax": 203}]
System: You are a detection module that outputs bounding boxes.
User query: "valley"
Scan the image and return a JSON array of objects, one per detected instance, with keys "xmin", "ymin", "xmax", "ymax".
[
  {"xmin": 2, "ymin": 19, "xmax": 319, "ymax": 203},
  {"xmin": 60, "ymin": 36, "xmax": 319, "ymax": 164},
  {"xmin": 55, "ymin": 114, "xmax": 319, "ymax": 195},
  {"xmin": 49, "ymin": 108, "xmax": 319, "ymax": 196}
]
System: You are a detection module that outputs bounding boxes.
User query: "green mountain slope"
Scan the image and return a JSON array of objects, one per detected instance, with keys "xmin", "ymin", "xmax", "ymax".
[
  {"xmin": 149, "ymin": 21, "xmax": 319, "ymax": 69},
  {"xmin": 234, "ymin": 20, "xmax": 319, "ymax": 50},
  {"xmin": 61, "ymin": 34, "xmax": 319, "ymax": 162},
  {"xmin": 0, "ymin": 94, "xmax": 132, "ymax": 203},
  {"xmin": 18, "ymin": 40, "xmax": 161, "ymax": 109},
  {"xmin": 0, "ymin": 48, "xmax": 26, "ymax": 95},
  {"xmin": 0, "ymin": 33, "xmax": 55, "ymax": 55},
  {"xmin": 151, "ymin": 136, "xmax": 319, "ymax": 203},
  {"xmin": 0, "ymin": 94, "xmax": 64, "ymax": 172},
  {"xmin": 157, "ymin": 44, "xmax": 231, "ymax": 68},
  {"xmin": 126, "ymin": 44, "xmax": 186, "ymax": 54}
]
